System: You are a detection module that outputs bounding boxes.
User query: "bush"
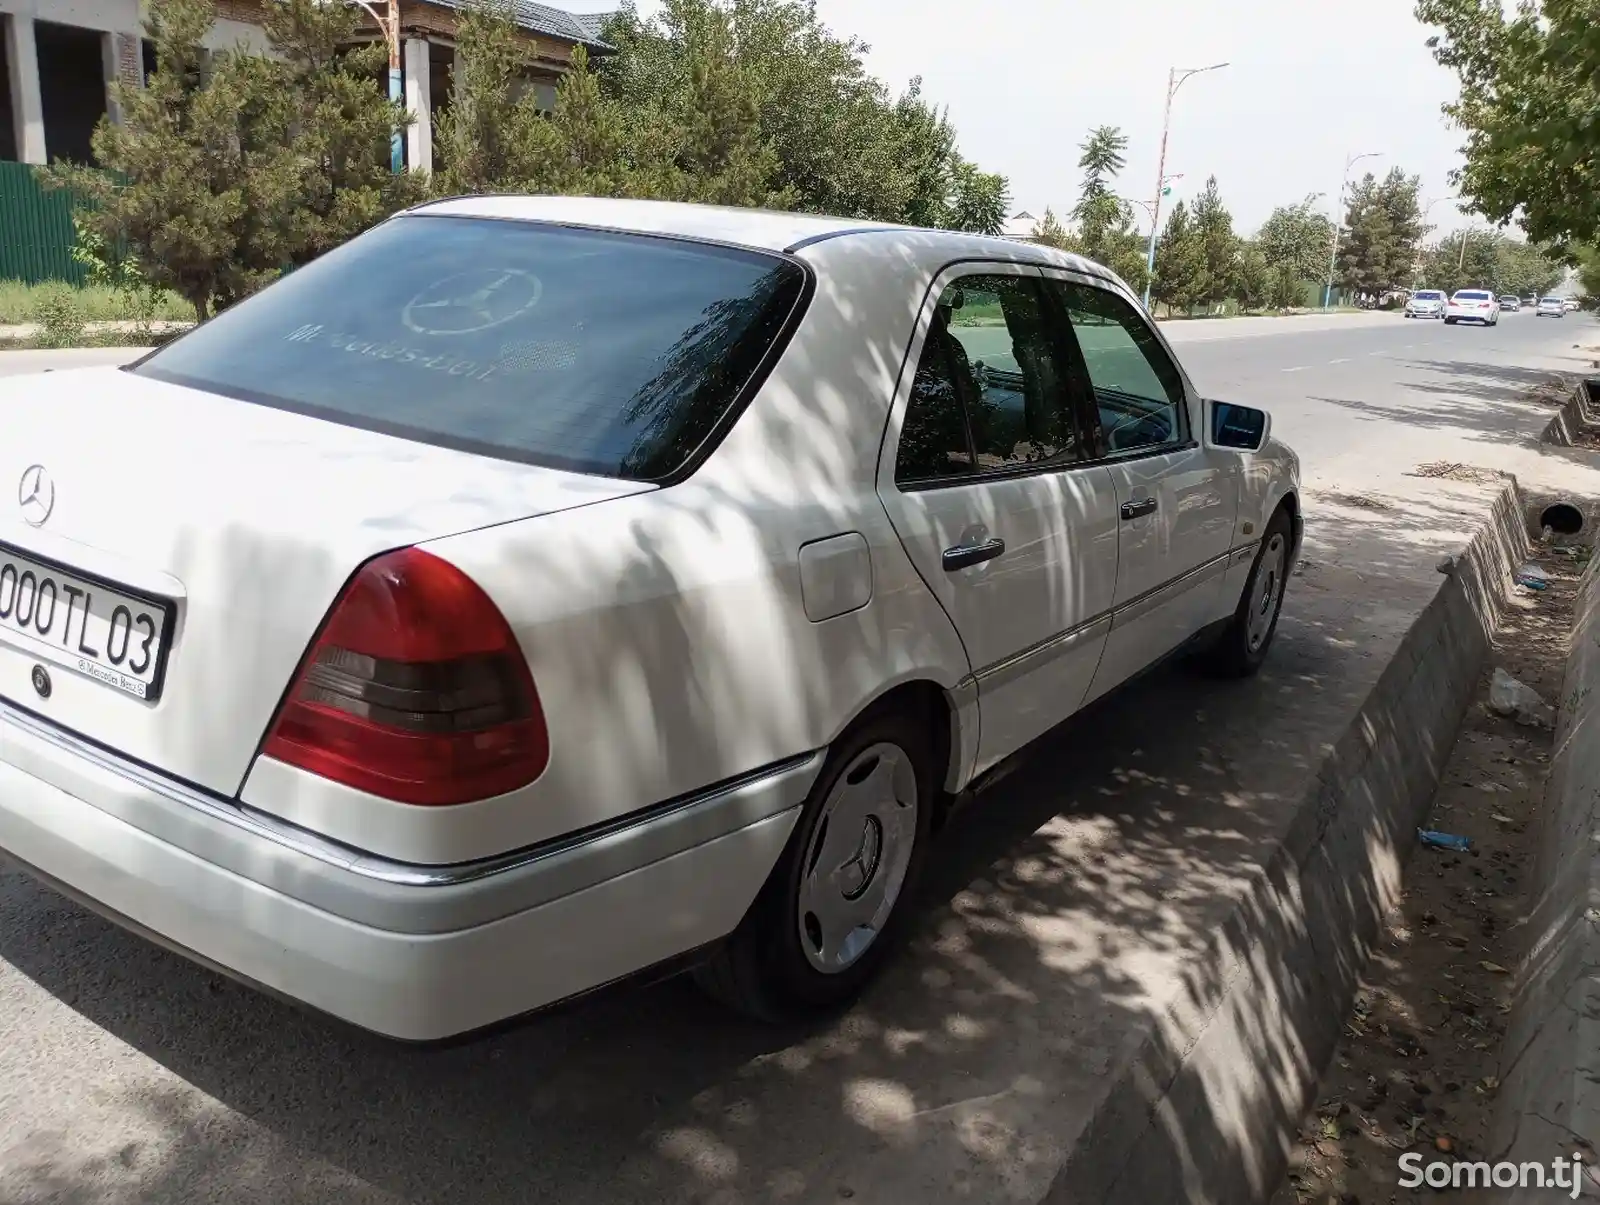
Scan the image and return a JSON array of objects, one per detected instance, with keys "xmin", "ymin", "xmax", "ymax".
[{"xmin": 31, "ymin": 283, "xmax": 86, "ymax": 348}]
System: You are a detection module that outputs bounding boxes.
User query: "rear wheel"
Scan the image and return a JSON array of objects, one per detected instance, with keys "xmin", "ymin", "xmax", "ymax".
[
  {"xmin": 1202, "ymin": 508, "xmax": 1293, "ymax": 678},
  {"xmin": 694, "ymin": 706, "xmax": 934, "ymax": 1021}
]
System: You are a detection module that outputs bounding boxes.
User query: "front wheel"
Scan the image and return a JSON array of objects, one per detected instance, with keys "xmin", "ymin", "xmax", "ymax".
[
  {"xmin": 1202, "ymin": 509, "xmax": 1293, "ymax": 678},
  {"xmin": 694, "ymin": 707, "xmax": 934, "ymax": 1021},
  {"xmin": 1444, "ymin": 317, "xmax": 1457, "ymax": 324}
]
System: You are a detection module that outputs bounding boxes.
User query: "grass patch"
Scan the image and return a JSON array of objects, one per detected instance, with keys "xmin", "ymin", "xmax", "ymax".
[
  {"xmin": 0, "ymin": 279, "xmax": 192, "ymax": 325},
  {"xmin": 0, "ymin": 327, "xmax": 181, "ymax": 352}
]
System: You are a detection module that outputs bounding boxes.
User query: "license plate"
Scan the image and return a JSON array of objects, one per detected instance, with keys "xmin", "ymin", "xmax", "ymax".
[{"xmin": 0, "ymin": 542, "xmax": 173, "ymax": 700}]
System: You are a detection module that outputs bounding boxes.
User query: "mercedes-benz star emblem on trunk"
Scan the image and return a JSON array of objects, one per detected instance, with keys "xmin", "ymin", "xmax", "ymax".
[{"xmin": 18, "ymin": 464, "xmax": 54, "ymax": 527}]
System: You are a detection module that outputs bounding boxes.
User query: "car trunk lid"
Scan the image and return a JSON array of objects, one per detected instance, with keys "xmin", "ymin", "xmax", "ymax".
[{"xmin": 0, "ymin": 367, "xmax": 650, "ymax": 795}]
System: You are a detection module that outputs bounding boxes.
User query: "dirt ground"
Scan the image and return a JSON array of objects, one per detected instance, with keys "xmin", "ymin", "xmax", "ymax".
[{"xmin": 1270, "ymin": 541, "xmax": 1591, "ymax": 1205}]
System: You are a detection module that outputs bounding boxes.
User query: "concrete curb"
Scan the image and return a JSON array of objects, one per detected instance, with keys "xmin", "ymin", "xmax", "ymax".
[
  {"xmin": 1542, "ymin": 377, "xmax": 1600, "ymax": 448},
  {"xmin": 1044, "ymin": 484, "xmax": 1529, "ymax": 1205},
  {"xmin": 1487, "ymin": 532, "xmax": 1600, "ymax": 1200}
]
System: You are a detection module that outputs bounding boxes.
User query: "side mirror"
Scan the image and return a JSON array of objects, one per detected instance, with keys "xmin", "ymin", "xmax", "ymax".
[{"xmin": 1208, "ymin": 400, "xmax": 1271, "ymax": 451}]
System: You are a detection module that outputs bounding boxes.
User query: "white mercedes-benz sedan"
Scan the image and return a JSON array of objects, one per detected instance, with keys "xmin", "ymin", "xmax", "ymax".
[{"xmin": 0, "ymin": 197, "xmax": 1302, "ymax": 1040}]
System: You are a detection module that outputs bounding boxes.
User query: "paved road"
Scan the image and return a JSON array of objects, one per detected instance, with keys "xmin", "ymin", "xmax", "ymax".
[{"xmin": 0, "ymin": 311, "xmax": 1595, "ymax": 1204}]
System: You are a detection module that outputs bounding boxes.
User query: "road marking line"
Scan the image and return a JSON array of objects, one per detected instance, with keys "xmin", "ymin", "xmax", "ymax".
[
  {"xmin": 1328, "ymin": 357, "xmax": 1350, "ymax": 364},
  {"xmin": 1281, "ymin": 366, "xmax": 1306, "ymax": 372},
  {"xmin": 1368, "ymin": 350, "xmax": 1386, "ymax": 356}
]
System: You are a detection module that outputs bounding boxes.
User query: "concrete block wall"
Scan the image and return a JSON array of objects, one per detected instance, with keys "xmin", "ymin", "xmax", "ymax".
[{"xmin": 1488, "ymin": 541, "xmax": 1600, "ymax": 1199}]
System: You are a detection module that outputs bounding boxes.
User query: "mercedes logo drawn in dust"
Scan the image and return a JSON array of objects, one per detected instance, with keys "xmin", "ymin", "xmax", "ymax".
[{"xmin": 401, "ymin": 269, "xmax": 544, "ymax": 337}]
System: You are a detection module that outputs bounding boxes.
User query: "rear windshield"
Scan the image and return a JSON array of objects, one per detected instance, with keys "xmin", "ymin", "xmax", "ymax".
[
  {"xmin": 1413, "ymin": 291, "xmax": 1442, "ymax": 300},
  {"xmin": 1542, "ymin": 297, "xmax": 1564, "ymax": 304},
  {"xmin": 134, "ymin": 215, "xmax": 809, "ymax": 480},
  {"xmin": 1455, "ymin": 291, "xmax": 1491, "ymax": 301}
]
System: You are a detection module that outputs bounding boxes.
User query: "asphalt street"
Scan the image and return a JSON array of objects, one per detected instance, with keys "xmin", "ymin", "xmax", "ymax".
[{"xmin": 0, "ymin": 309, "xmax": 1595, "ymax": 1205}]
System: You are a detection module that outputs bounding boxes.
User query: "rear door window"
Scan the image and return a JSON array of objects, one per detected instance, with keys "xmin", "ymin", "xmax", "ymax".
[{"xmin": 133, "ymin": 216, "xmax": 809, "ymax": 481}]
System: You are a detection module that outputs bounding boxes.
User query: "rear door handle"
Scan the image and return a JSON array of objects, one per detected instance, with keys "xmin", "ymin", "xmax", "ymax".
[
  {"xmin": 1120, "ymin": 498, "xmax": 1158, "ymax": 521},
  {"xmin": 942, "ymin": 538, "xmax": 1006, "ymax": 572}
]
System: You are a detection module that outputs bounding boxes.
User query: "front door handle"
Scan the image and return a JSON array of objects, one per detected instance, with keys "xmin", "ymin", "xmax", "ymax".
[
  {"xmin": 1120, "ymin": 497, "xmax": 1158, "ymax": 521},
  {"xmin": 942, "ymin": 538, "xmax": 1006, "ymax": 572}
]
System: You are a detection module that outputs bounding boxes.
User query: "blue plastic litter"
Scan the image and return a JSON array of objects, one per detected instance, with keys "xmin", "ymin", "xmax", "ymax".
[{"xmin": 1418, "ymin": 829, "xmax": 1472, "ymax": 852}]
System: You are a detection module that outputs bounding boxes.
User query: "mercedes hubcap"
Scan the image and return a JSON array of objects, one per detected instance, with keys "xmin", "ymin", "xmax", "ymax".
[
  {"xmin": 797, "ymin": 742, "xmax": 918, "ymax": 974},
  {"xmin": 1247, "ymin": 533, "xmax": 1287, "ymax": 651}
]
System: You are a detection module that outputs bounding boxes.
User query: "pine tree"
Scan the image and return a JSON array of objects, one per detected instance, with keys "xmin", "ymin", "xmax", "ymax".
[
  {"xmin": 1152, "ymin": 201, "xmax": 1206, "ymax": 314},
  {"xmin": 1191, "ymin": 175, "xmax": 1237, "ymax": 310},
  {"xmin": 253, "ymin": 0, "xmax": 423, "ymax": 268},
  {"xmin": 1233, "ymin": 240, "xmax": 1269, "ymax": 312},
  {"xmin": 1031, "ymin": 206, "xmax": 1075, "ymax": 250},
  {"xmin": 432, "ymin": 0, "xmax": 559, "ymax": 194},
  {"xmin": 46, "ymin": 0, "xmax": 251, "ymax": 319}
]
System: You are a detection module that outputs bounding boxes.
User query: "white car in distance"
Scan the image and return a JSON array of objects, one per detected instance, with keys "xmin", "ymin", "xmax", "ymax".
[
  {"xmin": 1444, "ymin": 289, "xmax": 1500, "ymax": 325},
  {"xmin": 0, "ymin": 197, "xmax": 1303, "ymax": 1040},
  {"xmin": 1404, "ymin": 289, "xmax": 1445, "ymax": 319},
  {"xmin": 1537, "ymin": 296, "xmax": 1567, "ymax": 318}
]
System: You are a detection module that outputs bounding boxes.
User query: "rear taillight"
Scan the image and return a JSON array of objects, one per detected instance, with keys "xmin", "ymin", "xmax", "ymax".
[{"xmin": 261, "ymin": 547, "xmax": 548, "ymax": 806}]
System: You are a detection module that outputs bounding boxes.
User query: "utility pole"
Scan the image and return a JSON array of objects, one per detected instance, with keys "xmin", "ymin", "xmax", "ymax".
[
  {"xmin": 1324, "ymin": 150, "xmax": 1382, "ymax": 309},
  {"xmin": 1141, "ymin": 63, "xmax": 1228, "ymax": 309},
  {"xmin": 353, "ymin": 0, "xmax": 404, "ymax": 172}
]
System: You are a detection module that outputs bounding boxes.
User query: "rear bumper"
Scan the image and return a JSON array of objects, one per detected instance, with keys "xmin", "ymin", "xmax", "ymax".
[{"xmin": 0, "ymin": 698, "xmax": 812, "ymax": 1040}]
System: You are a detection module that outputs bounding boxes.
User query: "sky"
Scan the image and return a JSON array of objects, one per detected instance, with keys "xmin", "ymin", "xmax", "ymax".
[{"xmin": 576, "ymin": 0, "xmax": 1478, "ymax": 239}]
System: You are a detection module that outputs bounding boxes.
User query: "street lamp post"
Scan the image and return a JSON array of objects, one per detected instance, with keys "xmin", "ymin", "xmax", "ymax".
[
  {"xmin": 1323, "ymin": 150, "xmax": 1382, "ymax": 309},
  {"xmin": 1142, "ymin": 63, "xmax": 1228, "ymax": 308},
  {"xmin": 352, "ymin": 0, "xmax": 404, "ymax": 173}
]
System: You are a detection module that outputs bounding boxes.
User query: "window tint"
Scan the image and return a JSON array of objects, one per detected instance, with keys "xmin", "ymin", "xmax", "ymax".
[
  {"xmin": 896, "ymin": 275, "xmax": 1084, "ymax": 485},
  {"xmin": 135, "ymin": 216, "xmax": 808, "ymax": 481},
  {"xmin": 1047, "ymin": 280, "xmax": 1188, "ymax": 454},
  {"xmin": 1455, "ymin": 291, "xmax": 1491, "ymax": 301},
  {"xmin": 1413, "ymin": 291, "xmax": 1442, "ymax": 300},
  {"xmin": 894, "ymin": 320, "xmax": 976, "ymax": 484},
  {"xmin": 940, "ymin": 276, "xmax": 1083, "ymax": 471}
]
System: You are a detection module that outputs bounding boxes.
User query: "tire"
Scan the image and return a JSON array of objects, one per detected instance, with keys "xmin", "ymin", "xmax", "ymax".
[
  {"xmin": 694, "ymin": 705, "xmax": 935, "ymax": 1021},
  {"xmin": 1444, "ymin": 317, "xmax": 1456, "ymax": 325},
  {"xmin": 1202, "ymin": 508, "xmax": 1293, "ymax": 678}
]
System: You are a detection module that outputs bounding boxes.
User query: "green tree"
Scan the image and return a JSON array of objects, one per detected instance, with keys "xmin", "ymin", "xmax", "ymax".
[
  {"xmin": 1419, "ymin": 231, "xmax": 1499, "ymax": 296},
  {"xmin": 598, "ymin": 0, "xmax": 1002, "ymax": 226},
  {"xmin": 250, "ymin": 0, "xmax": 423, "ymax": 274},
  {"xmin": 1152, "ymin": 201, "xmax": 1207, "ymax": 314},
  {"xmin": 432, "ymin": 0, "xmax": 558, "ymax": 194},
  {"xmin": 46, "ymin": 0, "xmax": 255, "ymax": 319},
  {"xmin": 1071, "ymin": 125, "xmax": 1126, "ymax": 248},
  {"xmin": 1257, "ymin": 197, "xmax": 1333, "ymax": 281},
  {"xmin": 1190, "ymin": 175, "xmax": 1236, "ymax": 309},
  {"xmin": 947, "ymin": 156, "xmax": 1009, "ymax": 235},
  {"xmin": 1233, "ymin": 240, "xmax": 1269, "ymax": 312},
  {"xmin": 1575, "ymin": 243, "xmax": 1600, "ymax": 302},
  {"xmin": 1336, "ymin": 167, "xmax": 1423, "ymax": 296},
  {"xmin": 1066, "ymin": 124, "xmax": 1148, "ymax": 290},
  {"xmin": 1030, "ymin": 206, "xmax": 1075, "ymax": 250},
  {"xmin": 1417, "ymin": 0, "xmax": 1600, "ymax": 248},
  {"xmin": 1267, "ymin": 266, "xmax": 1304, "ymax": 311},
  {"xmin": 1494, "ymin": 237, "xmax": 1565, "ymax": 296}
]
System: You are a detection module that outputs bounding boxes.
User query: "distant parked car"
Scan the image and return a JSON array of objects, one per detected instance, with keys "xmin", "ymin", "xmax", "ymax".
[
  {"xmin": 1445, "ymin": 289, "xmax": 1499, "ymax": 325},
  {"xmin": 1537, "ymin": 296, "xmax": 1567, "ymax": 318},
  {"xmin": 1405, "ymin": 289, "xmax": 1445, "ymax": 319},
  {"xmin": 1564, "ymin": 297, "xmax": 1580, "ymax": 312},
  {"xmin": 1497, "ymin": 294, "xmax": 1521, "ymax": 312}
]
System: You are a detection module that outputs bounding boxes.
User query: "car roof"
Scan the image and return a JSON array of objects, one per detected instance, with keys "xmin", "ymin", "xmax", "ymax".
[{"xmin": 403, "ymin": 195, "xmax": 1114, "ymax": 276}]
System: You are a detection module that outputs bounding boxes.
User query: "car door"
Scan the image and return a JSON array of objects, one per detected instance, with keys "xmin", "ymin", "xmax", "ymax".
[
  {"xmin": 1036, "ymin": 272, "xmax": 1239, "ymax": 703},
  {"xmin": 877, "ymin": 264, "xmax": 1120, "ymax": 776}
]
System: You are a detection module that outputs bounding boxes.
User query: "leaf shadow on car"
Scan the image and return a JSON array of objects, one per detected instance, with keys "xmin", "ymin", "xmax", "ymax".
[{"xmin": 0, "ymin": 468, "xmax": 1519, "ymax": 1205}]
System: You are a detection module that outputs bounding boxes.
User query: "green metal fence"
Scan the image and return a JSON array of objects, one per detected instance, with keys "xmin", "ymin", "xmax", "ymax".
[{"xmin": 0, "ymin": 160, "xmax": 86, "ymax": 285}]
